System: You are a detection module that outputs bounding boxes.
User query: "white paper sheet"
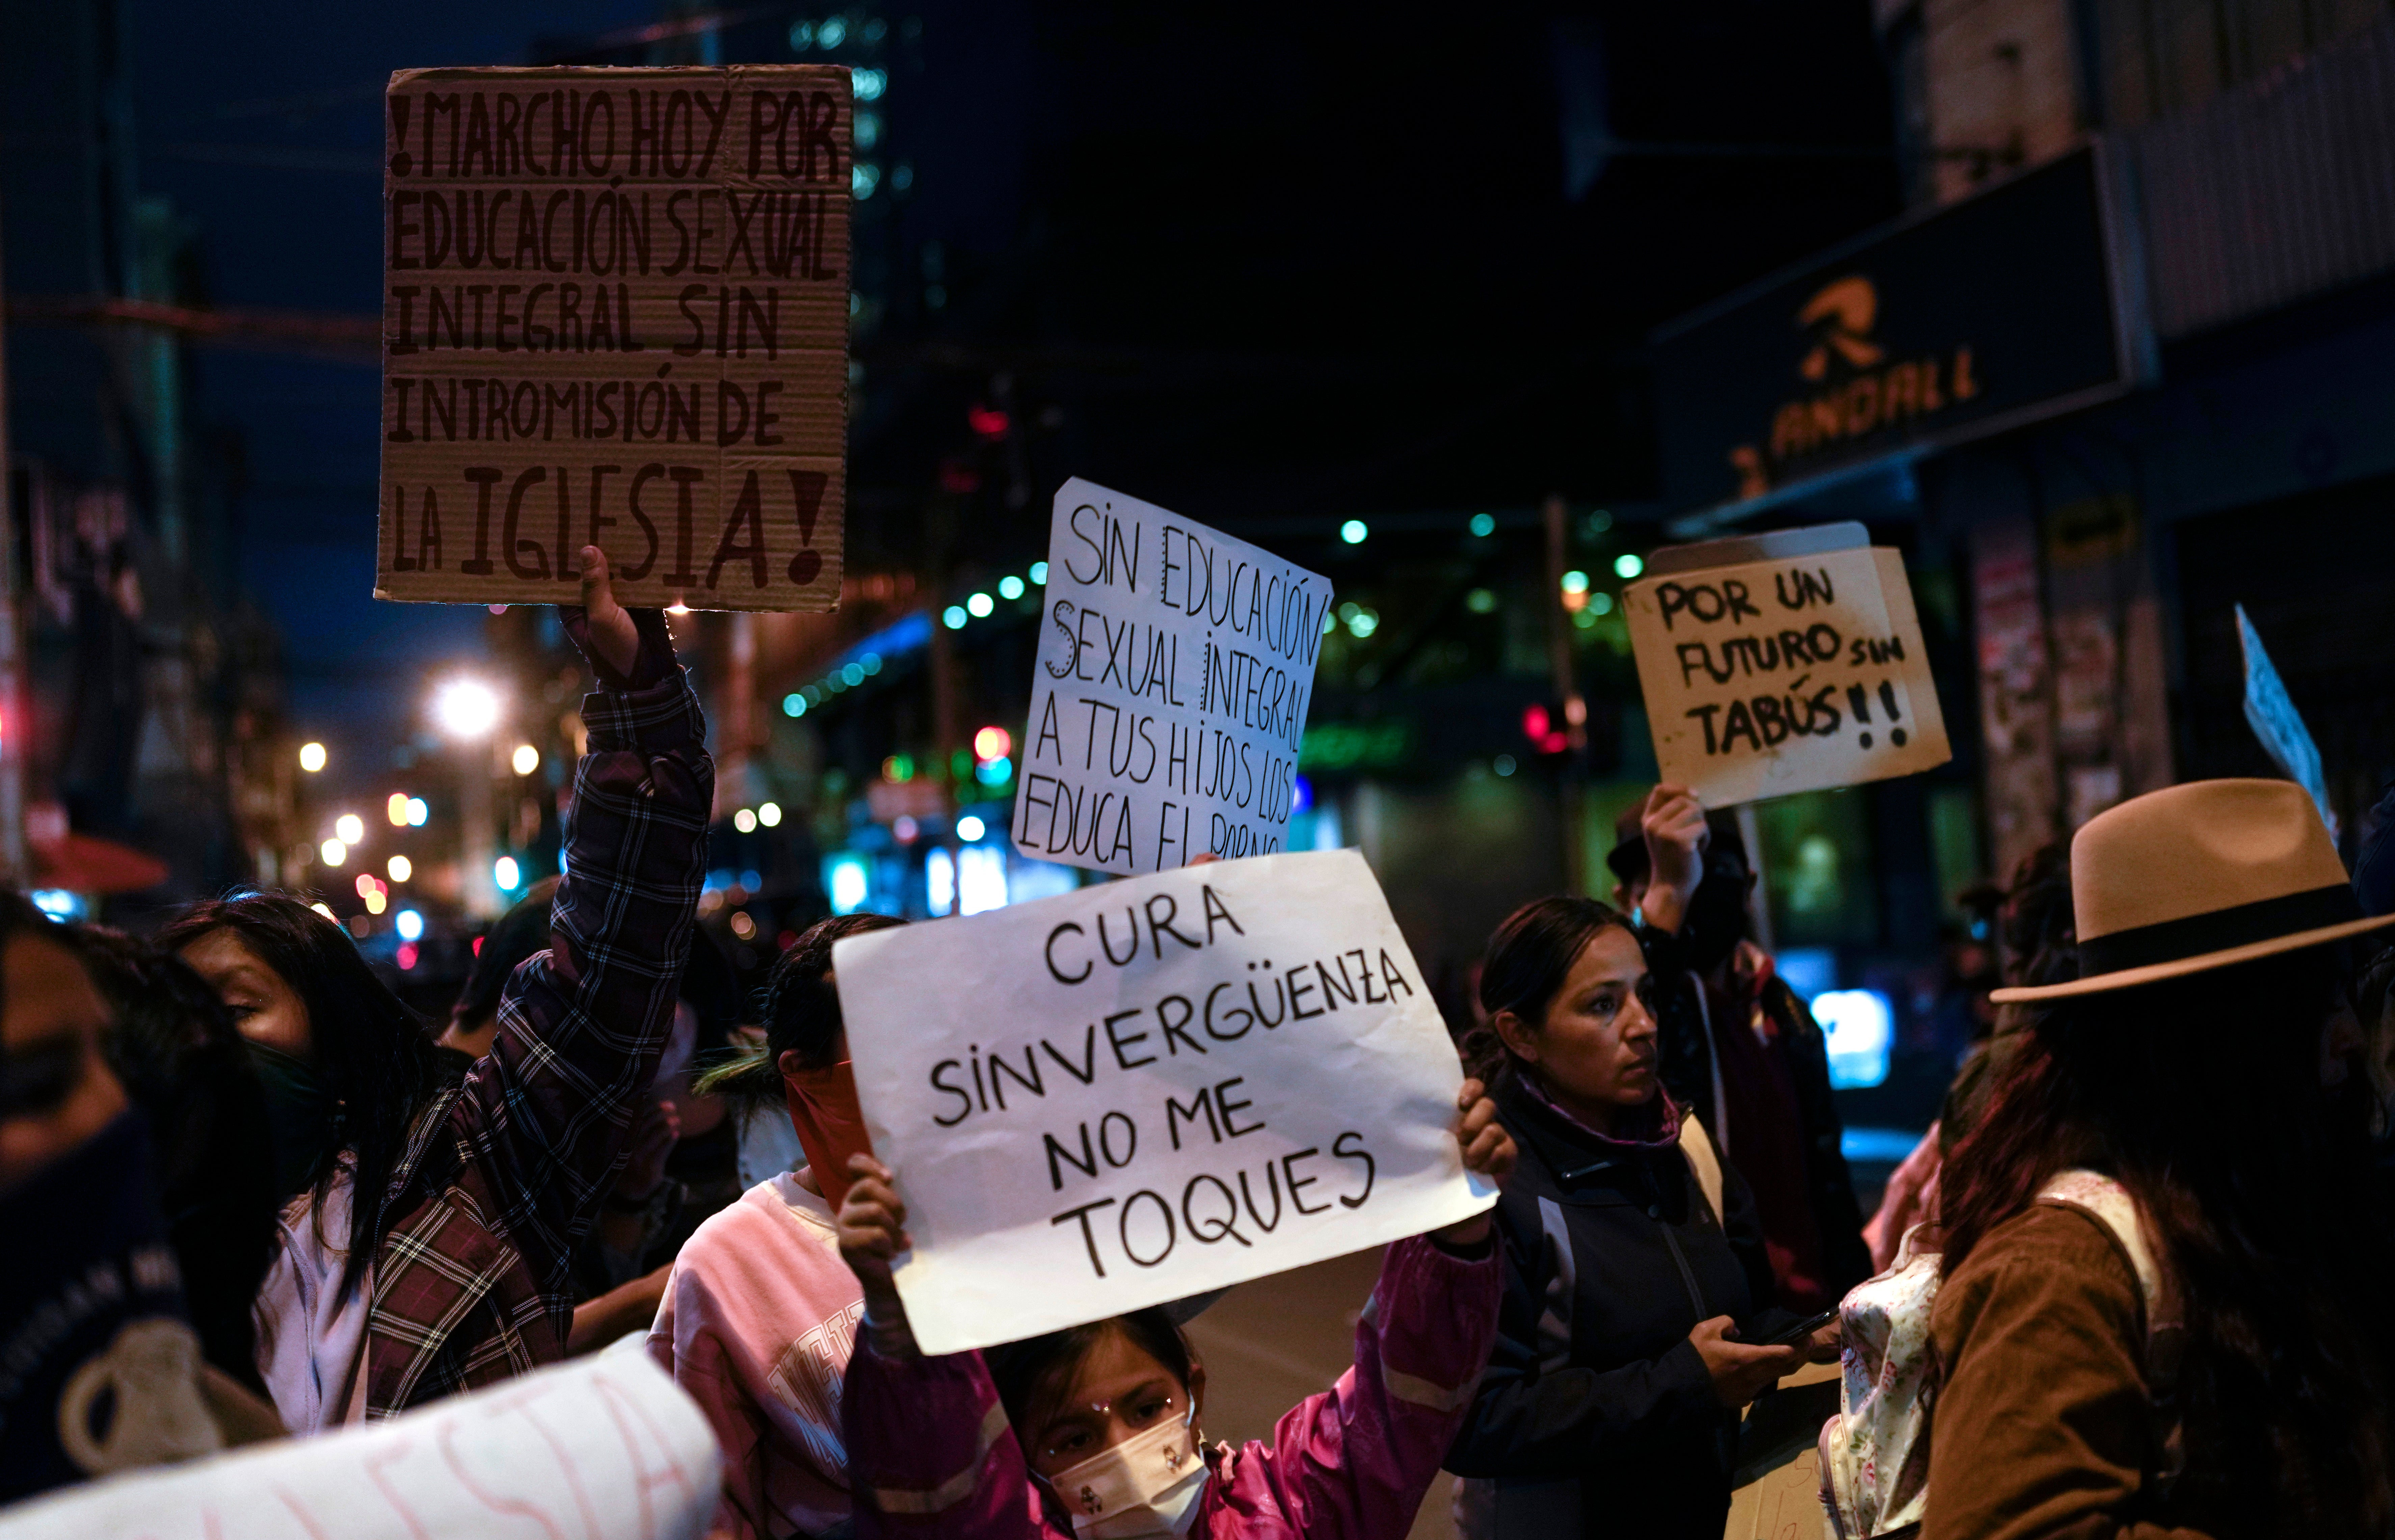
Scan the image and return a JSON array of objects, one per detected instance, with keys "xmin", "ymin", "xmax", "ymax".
[
  {"xmin": 835, "ymin": 849, "xmax": 1491, "ymax": 1355},
  {"xmin": 1015, "ymin": 478, "xmax": 1333, "ymax": 874},
  {"xmin": 0, "ymin": 1353, "xmax": 720, "ymax": 1540}
]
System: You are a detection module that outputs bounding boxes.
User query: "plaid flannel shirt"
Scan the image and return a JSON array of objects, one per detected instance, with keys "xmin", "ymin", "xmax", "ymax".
[{"xmin": 359, "ymin": 658, "xmax": 711, "ymax": 1417}]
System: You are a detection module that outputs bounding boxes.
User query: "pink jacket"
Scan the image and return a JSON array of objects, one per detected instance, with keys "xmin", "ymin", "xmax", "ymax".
[
  {"xmin": 846, "ymin": 1235, "xmax": 1500, "ymax": 1540},
  {"xmin": 648, "ymin": 1172, "xmax": 865, "ymax": 1540}
]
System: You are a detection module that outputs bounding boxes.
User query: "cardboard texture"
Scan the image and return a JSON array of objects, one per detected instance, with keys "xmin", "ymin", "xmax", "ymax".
[
  {"xmin": 1624, "ymin": 525, "xmax": 1949, "ymax": 806},
  {"xmin": 1016, "ymin": 478, "xmax": 1333, "ymax": 874},
  {"xmin": 1724, "ymin": 1360, "xmax": 1839, "ymax": 1540},
  {"xmin": 832, "ymin": 849, "xmax": 1493, "ymax": 1356},
  {"xmin": 377, "ymin": 67, "xmax": 850, "ymax": 611}
]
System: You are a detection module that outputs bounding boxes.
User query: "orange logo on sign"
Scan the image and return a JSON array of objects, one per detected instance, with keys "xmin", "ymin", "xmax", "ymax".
[{"xmin": 1726, "ymin": 274, "xmax": 1978, "ymax": 500}]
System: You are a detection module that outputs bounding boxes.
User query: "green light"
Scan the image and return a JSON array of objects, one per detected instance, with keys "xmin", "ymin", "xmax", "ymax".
[
  {"xmin": 1339, "ymin": 519, "xmax": 1368, "ymax": 545},
  {"xmin": 1469, "ymin": 512, "xmax": 1495, "ymax": 537},
  {"xmin": 1591, "ymin": 592, "xmax": 1615, "ymax": 616},
  {"xmin": 1561, "ymin": 570, "xmax": 1589, "ymax": 595},
  {"xmin": 1614, "ymin": 553, "xmax": 1644, "ymax": 579},
  {"xmin": 999, "ymin": 575, "xmax": 1026, "ymax": 600},
  {"xmin": 1030, "ymin": 561, "xmax": 1048, "ymax": 584},
  {"xmin": 966, "ymin": 592, "xmax": 995, "ymax": 618},
  {"xmin": 1466, "ymin": 588, "xmax": 1496, "ymax": 613},
  {"xmin": 782, "ymin": 693, "xmax": 806, "ymax": 717},
  {"xmin": 942, "ymin": 605, "xmax": 967, "ymax": 629}
]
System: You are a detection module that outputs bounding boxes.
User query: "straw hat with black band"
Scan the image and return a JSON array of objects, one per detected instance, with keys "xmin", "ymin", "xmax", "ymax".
[{"xmin": 1990, "ymin": 778, "xmax": 2395, "ymax": 1003}]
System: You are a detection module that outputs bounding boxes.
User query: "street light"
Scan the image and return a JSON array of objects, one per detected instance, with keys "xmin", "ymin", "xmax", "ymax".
[
  {"xmin": 430, "ymin": 676, "xmax": 503, "ymax": 919},
  {"xmin": 388, "ymin": 854, "xmax": 413, "ymax": 882},
  {"xmin": 320, "ymin": 838, "xmax": 347, "ymax": 866},
  {"xmin": 386, "ymin": 792, "xmax": 411, "ymax": 826},
  {"xmin": 335, "ymin": 813, "xmax": 365, "ymax": 846},
  {"xmin": 511, "ymin": 744, "xmax": 541, "ymax": 775},
  {"xmin": 298, "ymin": 742, "xmax": 327, "ymax": 773},
  {"xmin": 432, "ymin": 679, "xmax": 502, "ymax": 740}
]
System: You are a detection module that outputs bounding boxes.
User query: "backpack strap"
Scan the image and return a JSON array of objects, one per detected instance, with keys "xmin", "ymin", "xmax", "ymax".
[
  {"xmin": 1679, "ymin": 1112, "xmax": 1725, "ymax": 1226},
  {"xmin": 2034, "ymin": 1169, "xmax": 2185, "ymax": 1492}
]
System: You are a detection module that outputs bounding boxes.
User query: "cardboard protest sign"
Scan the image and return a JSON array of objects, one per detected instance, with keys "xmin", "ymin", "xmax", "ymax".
[
  {"xmin": 835, "ymin": 849, "xmax": 1490, "ymax": 1355},
  {"xmin": 0, "ymin": 1354, "xmax": 717, "ymax": 1540},
  {"xmin": 377, "ymin": 67, "xmax": 850, "ymax": 611},
  {"xmin": 1017, "ymin": 479, "xmax": 1332, "ymax": 874},
  {"xmin": 2237, "ymin": 603, "xmax": 2337, "ymax": 837},
  {"xmin": 1624, "ymin": 522, "xmax": 1949, "ymax": 806}
]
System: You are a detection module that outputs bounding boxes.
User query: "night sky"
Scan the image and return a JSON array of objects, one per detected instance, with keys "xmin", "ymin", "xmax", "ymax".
[
  {"xmin": 125, "ymin": 0, "xmax": 683, "ymax": 789},
  {"xmin": 109, "ymin": 0, "xmax": 1896, "ymax": 806}
]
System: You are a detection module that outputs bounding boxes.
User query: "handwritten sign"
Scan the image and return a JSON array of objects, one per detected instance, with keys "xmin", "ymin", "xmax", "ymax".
[
  {"xmin": 2237, "ymin": 603, "xmax": 2336, "ymax": 837},
  {"xmin": 835, "ymin": 849, "xmax": 1490, "ymax": 1355},
  {"xmin": 1624, "ymin": 525, "xmax": 1949, "ymax": 806},
  {"xmin": 377, "ymin": 66, "xmax": 850, "ymax": 611},
  {"xmin": 0, "ymin": 1354, "xmax": 718, "ymax": 1540},
  {"xmin": 1016, "ymin": 479, "xmax": 1332, "ymax": 874}
]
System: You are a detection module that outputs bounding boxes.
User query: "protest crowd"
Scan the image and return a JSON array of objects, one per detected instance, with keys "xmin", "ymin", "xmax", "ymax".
[{"xmin": 0, "ymin": 541, "xmax": 2390, "ymax": 1540}]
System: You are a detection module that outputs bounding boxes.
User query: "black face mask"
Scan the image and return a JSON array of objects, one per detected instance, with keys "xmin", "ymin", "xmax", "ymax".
[
  {"xmin": 244, "ymin": 1041, "xmax": 339, "ymax": 1198},
  {"xmin": 0, "ymin": 1110, "xmax": 218, "ymax": 1503}
]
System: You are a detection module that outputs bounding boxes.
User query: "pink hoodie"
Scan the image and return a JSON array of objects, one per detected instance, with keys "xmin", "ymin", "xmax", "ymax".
[
  {"xmin": 648, "ymin": 1171, "xmax": 866, "ymax": 1539},
  {"xmin": 845, "ymin": 1234, "xmax": 1500, "ymax": 1540}
]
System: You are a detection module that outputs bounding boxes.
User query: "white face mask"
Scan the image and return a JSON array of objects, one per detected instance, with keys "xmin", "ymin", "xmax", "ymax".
[{"xmin": 1043, "ymin": 1402, "xmax": 1210, "ymax": 1539}]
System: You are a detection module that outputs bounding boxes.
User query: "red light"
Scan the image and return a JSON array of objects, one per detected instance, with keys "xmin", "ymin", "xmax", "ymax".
[
  {"xmin": 397, "ymin": 942, "xmax": 419, "ymax": 971},
  {"xmin": 966, "ymin": 404, "xmax": 1011, "ymax": 441},
  {"xmin": 937, "ymin": 460, "xmax": 981, "ymax": 494},
  {"xmin": 471, "ymin": 935, "xmax": 483, "ymax": 956},
  {"xmin": 1522, "ymin": 705, "xmax": 1550, "ymax": 741},
  {"xmin": 974, "ymin": 725, "xmax": 1012, "ymax": 761},
  {"xmin": 1542, "ymin": 732, "xmax": 1568, "ymax": 754}
]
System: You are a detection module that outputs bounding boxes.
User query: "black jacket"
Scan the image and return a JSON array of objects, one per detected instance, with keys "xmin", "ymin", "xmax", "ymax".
[
  {"xmin": 1642, "ymin": 920, "xmax": 1872, "ymax": 1302},
  {"xmin": 1446, "ymin": 1069, "xmax": 1801, "ymax": 1539}
]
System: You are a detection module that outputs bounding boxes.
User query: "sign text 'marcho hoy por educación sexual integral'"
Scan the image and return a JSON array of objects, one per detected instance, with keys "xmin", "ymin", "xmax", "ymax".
[{"xmin": 377, "ymin": 66, "xmax": 851, "ymax": 612}]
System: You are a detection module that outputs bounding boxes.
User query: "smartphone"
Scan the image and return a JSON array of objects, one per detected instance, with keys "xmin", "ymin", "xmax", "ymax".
[{"xmin": 1754, "ymin": 1308, "xmax": 1839, "ymax": 1348}]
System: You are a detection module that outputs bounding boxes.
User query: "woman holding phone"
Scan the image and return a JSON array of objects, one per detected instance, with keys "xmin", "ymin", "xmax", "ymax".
[{"xmin": 1443, "ymin": 894, "xmax": 1838, "ymax": 1540}]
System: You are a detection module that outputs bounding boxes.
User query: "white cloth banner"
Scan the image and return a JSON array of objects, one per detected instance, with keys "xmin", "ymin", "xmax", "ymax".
[
  {"xmin": 1015, "ymin": 478, "xmax": 1333, "ymax": 874},
  {"xmin": 836, "ymin": 849, "xmax": 1490, "ymax": 1355},
  {"xmin": 0, "ymin": 1354, "xmax": 720, "ymax": 1540}
]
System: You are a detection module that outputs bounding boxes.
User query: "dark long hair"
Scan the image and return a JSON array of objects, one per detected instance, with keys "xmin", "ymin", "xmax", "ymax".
[
  {"xmin": 158, "ymin": 893, "xmax": 444, "ymax": 1296},
  {"xmin": 78, "ymin": 926, "xmax": 279, "ymax": 1390},
  {"xmin": 986, "ymin": 1306, "xmax": 1195, "ymax": 1435},
  {"xmin": 1462, "ymin": 895, "xmax": 1638, "ymax": 1082},
  {"xmin": 694, "ymin": 912, "xmax": 906, "ymax": 1104},
  {"xmin": 1937, "ymin": 944, "xmax": 2393, "ymax": 1533}
]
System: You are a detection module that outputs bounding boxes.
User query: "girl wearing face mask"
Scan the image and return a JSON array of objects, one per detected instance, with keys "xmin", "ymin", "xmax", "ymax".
[
  {"xmin": 158, "ymin": 552, "xmax": 714, "ymax": 1431},
  {"xmin": 831, "ymin": 1083, "xmax": 1516, "ymax": 1540},
  {"xmin": 648, "ymin": 911, "xmax": 905, "ymax": 1540}
]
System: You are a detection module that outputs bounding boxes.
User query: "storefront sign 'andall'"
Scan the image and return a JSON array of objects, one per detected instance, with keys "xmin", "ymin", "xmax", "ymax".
[
  {"xmin": 1622, "ymin": 523, "xmax": 1950, "ymax": 807},
  {"xmin": 1653, "ymin": 147, "xmax": 2139, "ymax": 514},
  {"xmin": 376, "ymin": 65, "xmax": 851, "ymax": 612},
  {"xmin": 1730, "ymin": 275, "xmax": 1980, "ymax": 499}
]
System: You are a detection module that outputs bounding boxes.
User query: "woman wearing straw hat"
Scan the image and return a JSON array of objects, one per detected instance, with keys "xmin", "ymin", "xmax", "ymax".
[{"xmin": 1925, "ymin": 779, "xmax": 2395, "ymax": 1538}]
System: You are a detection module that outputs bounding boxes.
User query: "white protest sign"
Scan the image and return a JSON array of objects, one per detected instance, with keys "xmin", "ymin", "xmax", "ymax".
[
  {"xmin": 2237, "ymin": 603, "xmax": 2336, "ymax": 838},
  {"xmin": 1017, "ymin": 478, "xmax": 1332, "ymax": 874},
  {"xmin": 1624, "ymin": 523, "xmax": 1949, "ymax": 806},
  {"xmin": 0, "ymin": 1354, "xmax": 718, "ymax": 1540},
  {"xmin": 835, "ymin": 848, "xmax": 1489, "ymax": 1355}
]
